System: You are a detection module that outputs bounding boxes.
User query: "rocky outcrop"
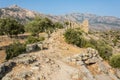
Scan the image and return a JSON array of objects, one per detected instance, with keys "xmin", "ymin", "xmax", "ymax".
[
  {"xmin": 0, "ymin": 29, "xmax": 120, "ymax": 80},
  {"xmin": 66, "ymin": 48, "xmax": 102, "ymax": 65},
  {"xmin": 1, "ymin": 53, "xmax": 59, "ymax": 80},
  {"xmin": 26, "ymin": 41, "xmax": 49, "ymax": 53},
  {"xmin": 65, "ymin": 48, "xmax": 119, "ymax": 80},
  {"xmin": 26, "ymin": 43, "xmax": 38, "ymax": 53},
  {"xmin": 0, "ymin": 61, "xmax": 16, "ymax": 79}
]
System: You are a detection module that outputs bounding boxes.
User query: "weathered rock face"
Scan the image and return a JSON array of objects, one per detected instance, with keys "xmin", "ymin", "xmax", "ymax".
[
  {"xmin": 65, "ymin": 48, "xmax": 120, "ymax": 80},
  {"xmin": 26, "ymin": 43, "xmax": 38, "ymax": 53},
  {"xmin": 0, "ymin": 61, "xmax": 16, "ymax": 79},
  {"xmin": 66, "ymin": 48, "xmax": 102, "ymax": 65},
  {"xmin": 0, "ymin": 29, "xmax": 120, "ymax": 80},
  {"xmin": 66, "ymin": 20, "xmax": 89, "ymax": 33},
  {"xmin": 1, "ymin": 47, "xmax": 120, "ymax": 80},
  {"xmin": 26, "ymin": 41, "xmax": 49, "ymax": 53}
]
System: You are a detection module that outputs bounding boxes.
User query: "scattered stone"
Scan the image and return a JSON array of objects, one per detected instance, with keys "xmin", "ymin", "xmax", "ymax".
[
  {"xmin": 66, "ymin": 48, "xmax": 101, "ymax": 65},
  {"xmin": 76, "ymin": 61, "xmax": 84, "ymax": 66},
  {"xmin": 85, "ymin": 58, "xmax": 96, "ymax": 65},
  {"xmin": 82, "ymin": 56, "xmax": 88, "ymax": 61},
  {"xmin": 13, "ymin": 54, "xmax": 37, "ymax": 65},
  {"xmin": 37, "ymin": 42, "xmax": 43, "ymax": 50},
  {"xmin": 45, "ymin": 58, "xmax": 51, "ymax": 63}
]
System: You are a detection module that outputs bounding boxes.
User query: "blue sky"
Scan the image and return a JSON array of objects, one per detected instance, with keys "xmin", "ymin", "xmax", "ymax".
[{"xmin": 0, "ymin": 0, "xmax": 120, "ymax": 17}]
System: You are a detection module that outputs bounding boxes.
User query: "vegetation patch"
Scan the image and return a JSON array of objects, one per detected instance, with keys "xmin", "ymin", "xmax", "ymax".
[
  {"xmin": 5, "ymin": 41, "xmax": 26, "ymax": 60},
  {"xmin": 110, "ymin": 54, "xmax": 120, "ymax": 68},
  {"xmin": 25, "ymin": 36, "xmax": 45, "ymax": 44},
  {"xmin": 64, "ymin": 28, "xmax": 87, "ymax": 48},
  {"xmin": 0, "ymin": 18, "xmax": 24, "ymax": 37}
]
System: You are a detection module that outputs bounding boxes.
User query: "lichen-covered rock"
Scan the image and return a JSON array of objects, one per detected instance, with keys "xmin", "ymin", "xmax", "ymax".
[
  {"xmin": 26, "ymin": 43, "xmax": 38, "ymax": 53},
  {"xmin": 66, "ymin": 48, "xmax": 101, "ymax": 65},
  {"xmin": 0, "ymin": 61, "xmax": 16, "ymax": 79},
  {"xmin": 12, "ymin": 54, "xmax": 37, "ymax": 65}
]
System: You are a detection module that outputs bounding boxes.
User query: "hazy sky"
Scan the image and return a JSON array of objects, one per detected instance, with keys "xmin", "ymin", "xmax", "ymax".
[{"xmin": 0, "ymin": 0, "xmax": 119, "ymax": 17}]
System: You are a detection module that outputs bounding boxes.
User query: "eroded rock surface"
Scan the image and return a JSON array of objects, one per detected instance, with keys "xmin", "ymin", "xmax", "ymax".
[{"xmin": 0, "ymin": 30, "xmax": 120, "ymax": 80}]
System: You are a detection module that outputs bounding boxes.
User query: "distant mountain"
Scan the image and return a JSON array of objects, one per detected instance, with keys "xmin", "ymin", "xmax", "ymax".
[
  {"xmin": 61, "ymin": 13, "xmax": 120, "ymax": 30},
  {"xmin": 0, "ymin": 5, "xmax": 45, "ymax": 23},
  {"xmin": 0, "ymin": 5, "xmax": 120, "ymax": 30}
]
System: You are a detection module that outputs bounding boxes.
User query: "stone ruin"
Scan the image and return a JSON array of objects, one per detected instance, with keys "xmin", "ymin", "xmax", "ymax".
[{"xmin": 66, "ymin": 19, "xmax": 89, "ymax": 33}]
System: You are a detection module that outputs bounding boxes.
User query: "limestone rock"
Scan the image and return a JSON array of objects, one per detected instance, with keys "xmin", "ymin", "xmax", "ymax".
[
  {"xmin": 0, "ymin": 61, "xmax": 16, "ymax": 79},
  {"xmin": 116, "ymin": 69, "xmax": 120, "ymax": 79},
  {"xmin": 13, "ymin": 54, "xmax": 37, "ymax": 65},
  {"xmin": 26, "ymin": 43, "xmax": 38, "ymax": 53}
]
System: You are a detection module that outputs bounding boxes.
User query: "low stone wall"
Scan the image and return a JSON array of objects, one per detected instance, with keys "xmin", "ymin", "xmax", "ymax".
[
  {"xmin": 66, "ymin": 48, "xmax": 103, "ymax": 66},
  {"xmin": 26, "ymin": 42, "xmax": 49, "ymax": 53}
]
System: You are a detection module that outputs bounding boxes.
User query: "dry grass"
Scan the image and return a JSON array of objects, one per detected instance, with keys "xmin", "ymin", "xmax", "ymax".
[
  {"xmin": 0, "ymin": 50, "xmax": 6, "ymax": 63},
  {"xmin": 0, "ymin": 33, "xmax": 30, "ymax": 64}
]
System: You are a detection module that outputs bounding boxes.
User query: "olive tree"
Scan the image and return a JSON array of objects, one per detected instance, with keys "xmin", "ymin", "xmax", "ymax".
[{"xmin": 0, "ymin": 18, "xmax": 25, "ymax": 37}]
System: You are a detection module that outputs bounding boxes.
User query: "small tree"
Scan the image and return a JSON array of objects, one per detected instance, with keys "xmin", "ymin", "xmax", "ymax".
[
  {"xmin": 25, "ymin": 36, "xmax": 45, "ymax": 44},
  {"xmin": 25, "ymin": 17, "xmax": 54, "ymax": 36},
  {"xmin": 0, "ymin": 18, "xmax": 24, "ymax": 38},
  {"xmin": 25, "ymin": 20, "xmax": 41, "ymax": 36},
  {"xmin": 0, "ymin": 18, "xmax": 6, "ymax": 35},
  {"xmin": 64, "ymin": 28, "xmax": 87, "ymax": 47},
  {"xmin": 6, "ymin": 41, "xmax": 26, "ymax": 60}
]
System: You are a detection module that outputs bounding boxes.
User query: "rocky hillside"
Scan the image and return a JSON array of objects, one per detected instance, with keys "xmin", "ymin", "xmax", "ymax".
[
  {"xmin": 0, "ymin": 29, "xmax": 120, "ymax": 80},
  {"xmin": 0, "ymin": 5, "xmax": 44, "ymax": 23},
  {"xmin": 0, "ymin": 5, "xmax": 120, "ymax": 30}
]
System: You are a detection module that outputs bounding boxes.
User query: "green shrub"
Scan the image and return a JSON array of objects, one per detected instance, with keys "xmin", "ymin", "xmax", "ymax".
[
  {"xmin": 97, "ymin": 45, "xmax": 112, "ymax": 60},
  {"xmin": 85, "ymin": 42, "xmax": 96, "ymax": 49},
  {"xmin": 86, "ymin": 39, "xmax": 112, "ymax": 60},
  {"xmin": 64, "ymin": 28, "xmax": 87, "ymax": 48},
  {"xmin": 6, "ymin": 42, "xmax": 26, "ymax": 60},
  {"xmin": 54, "ymin": 22, "xmax": 64, "ymax": 29},
  {"xmin": 26, "ymin": 36, "xmax": 44, "ymax": 44},
  {"xmin": 95, "ymin": 40, "xmax": 112, "ymax": 60},
  {"xmin": 110, "ymin": 54, "xmax": 120, "ymax": 68},
  {"xmin": 85, "ymin": 38, "xmax": 97, "ymax": 49},
  {"xmin": 39, "ymin": 36, "xmax": 45, "ymax": 41}
]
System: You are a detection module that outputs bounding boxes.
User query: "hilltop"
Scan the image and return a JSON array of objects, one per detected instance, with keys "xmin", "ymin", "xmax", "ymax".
[{"xmin": 0, "ymin": 29, "xmax": 120, "ymax": 80}]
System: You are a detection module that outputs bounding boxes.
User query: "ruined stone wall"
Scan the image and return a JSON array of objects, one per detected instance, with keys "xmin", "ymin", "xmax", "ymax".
[{"xmin": 66, "ymin": 20, "xmax": 89, "ymax": 33}]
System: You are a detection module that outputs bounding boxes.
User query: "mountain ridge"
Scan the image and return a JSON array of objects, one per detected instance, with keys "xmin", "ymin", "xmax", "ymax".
[{"xmin": 0, "ymin": 5, "xmax": 120, "ymax": 30}]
